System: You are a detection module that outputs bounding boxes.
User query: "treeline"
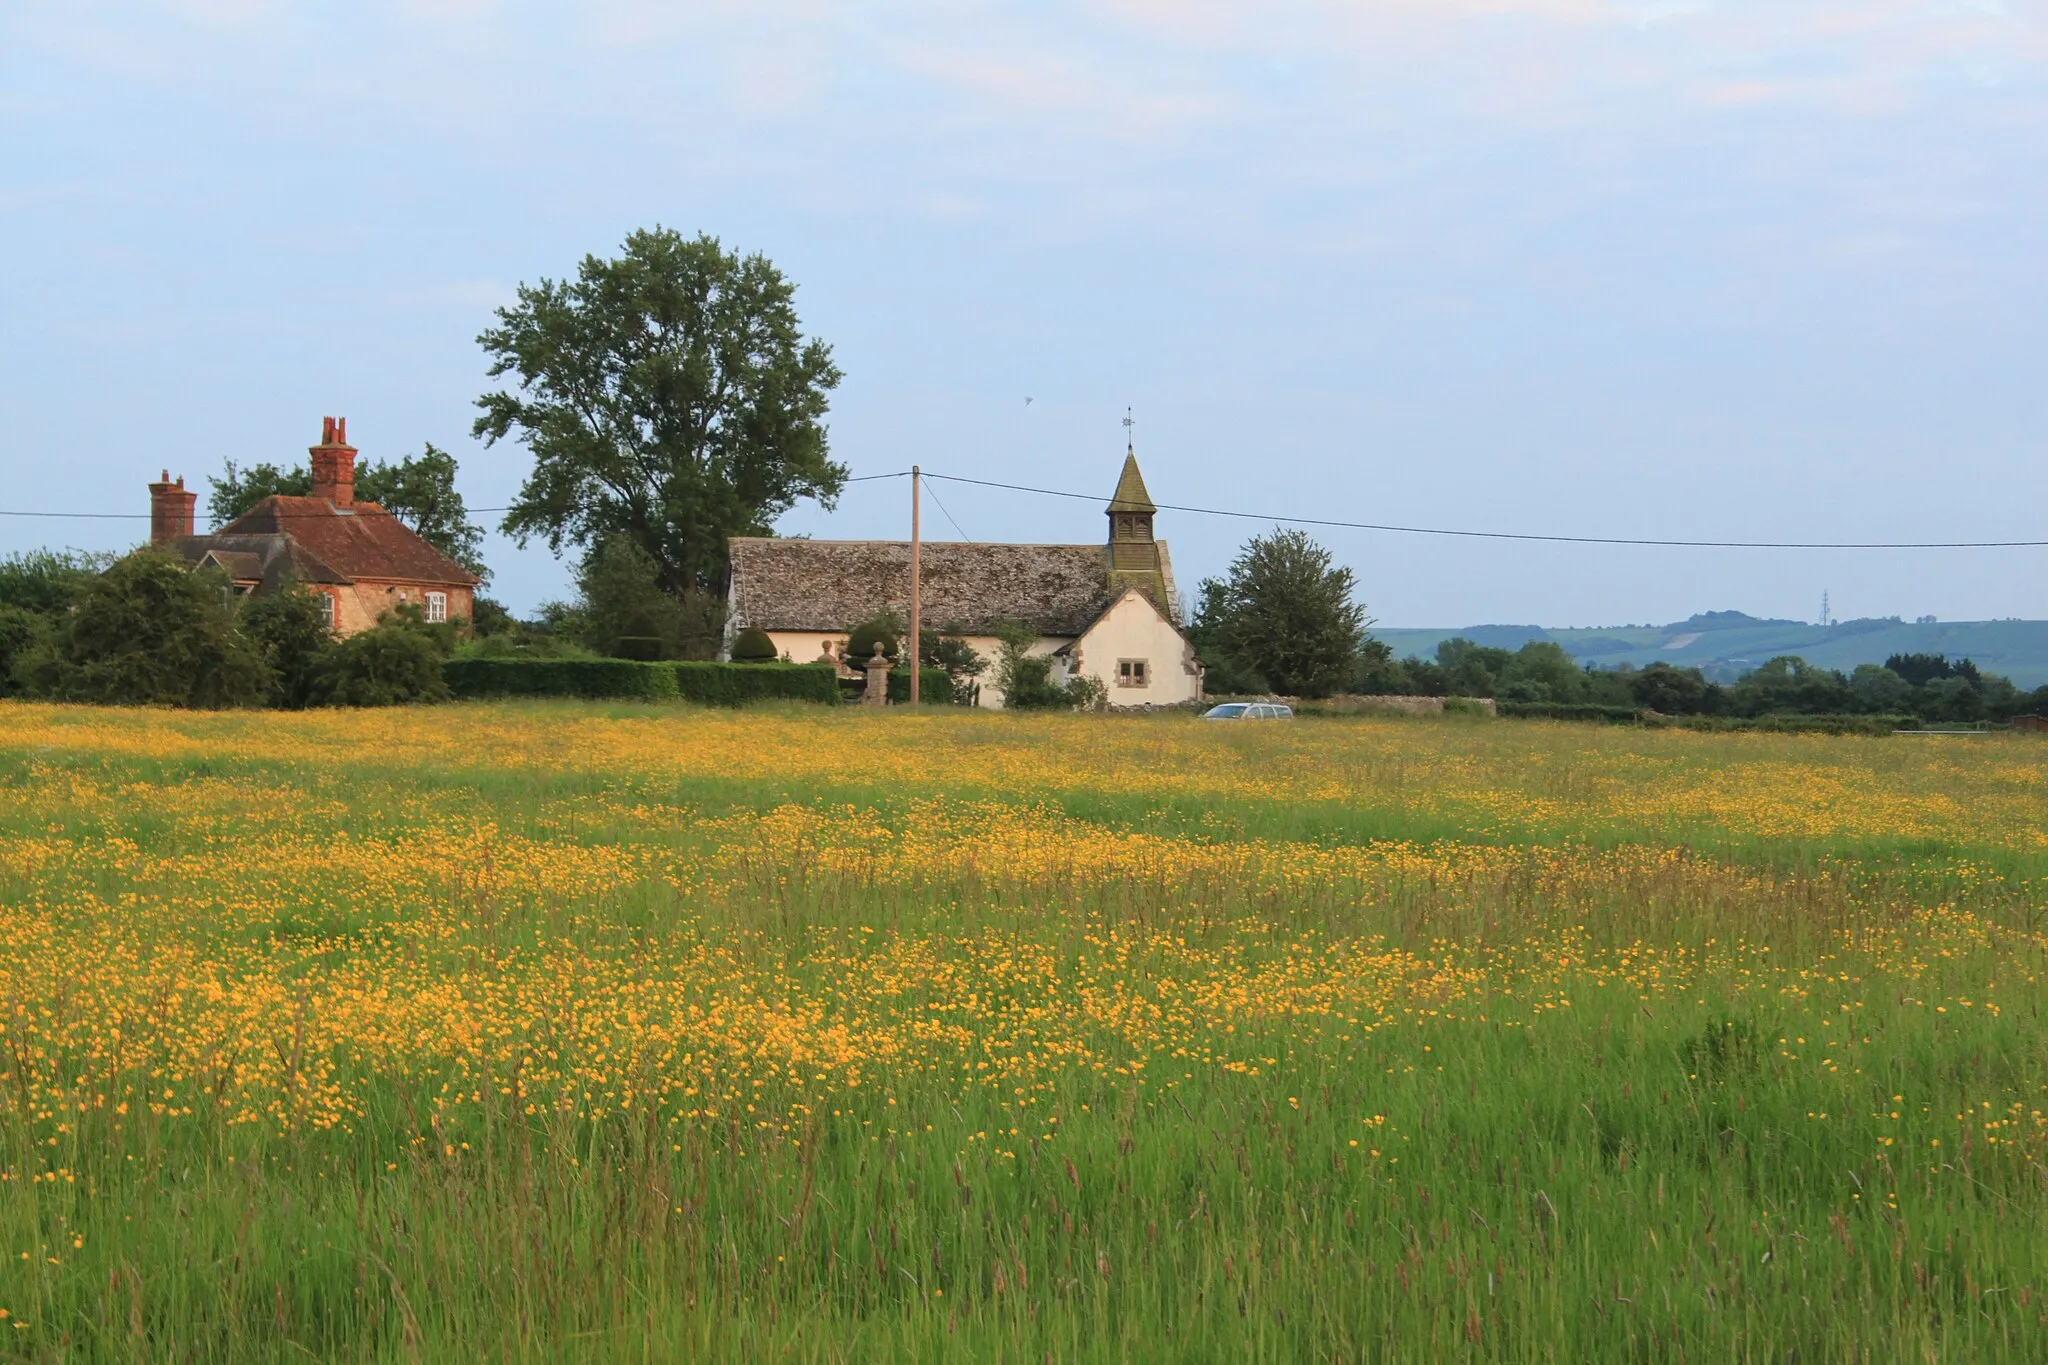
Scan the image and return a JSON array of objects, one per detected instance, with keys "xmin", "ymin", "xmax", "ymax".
[{"xmin": 1359, "ymin": 637, "xmax": 2048, "ymax": 724}]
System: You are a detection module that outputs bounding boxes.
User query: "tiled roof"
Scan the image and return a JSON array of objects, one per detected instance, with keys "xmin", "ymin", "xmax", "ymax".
[
  {"xmin": 729, "ymin": 538, "xmax": 1177, "ymax": 636},
  {"xmin": 219, "ymin": 497, "xmax": 478, "ymax": 587},
  {"xmin": 174, "ymin": 533, "xmax": 351, "ymax": 590}
]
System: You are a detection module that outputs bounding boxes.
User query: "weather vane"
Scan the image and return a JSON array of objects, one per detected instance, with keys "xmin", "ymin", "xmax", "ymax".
[{"xmin": 1123, "ymin": 406, "xmax": 1134, "ymax": 451}]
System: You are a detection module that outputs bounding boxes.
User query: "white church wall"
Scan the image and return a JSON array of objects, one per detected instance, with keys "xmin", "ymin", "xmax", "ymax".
[{"xmin": 1066, "ymin": 591, "xmax": 1203, "ymax": 708}]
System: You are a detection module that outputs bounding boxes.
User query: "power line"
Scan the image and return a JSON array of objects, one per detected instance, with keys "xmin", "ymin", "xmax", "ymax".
[
  {"xmin": 922, "ymin": 480, "xmax": 973, "ymax": 541},
  {"xmin": 8, "ymin": 466, "xmax": 2046, "ymax": 550},
  {"xmin": 918, "ymin": 472, "xmax": 2048, "ymax": 551}
]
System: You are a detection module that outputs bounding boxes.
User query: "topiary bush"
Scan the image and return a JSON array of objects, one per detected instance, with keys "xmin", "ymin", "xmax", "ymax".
[
  {"xmin": 846, "ymin": 616, "xmax": 901, "ymax": 665},
  {"xmin": 729, "ymin": 627, "xmax": 779, "ymax": 663}
]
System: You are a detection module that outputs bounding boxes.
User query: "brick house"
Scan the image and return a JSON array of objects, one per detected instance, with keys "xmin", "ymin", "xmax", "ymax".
[{"xmin": 150, "ymin": 418, "xmax": 479, "ymax": 635}]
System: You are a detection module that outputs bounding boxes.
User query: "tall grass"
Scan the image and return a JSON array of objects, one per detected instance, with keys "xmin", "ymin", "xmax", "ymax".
[{"xmin": 0, "ymin": 701, "xmax": 2043, "ymax": 1360}]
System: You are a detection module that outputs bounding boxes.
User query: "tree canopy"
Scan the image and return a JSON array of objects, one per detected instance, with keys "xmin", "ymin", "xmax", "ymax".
[
  {"xmin": 1194, "ymin": 529, "xmax": 1369, "ymax": 698},
  {"xmin": 474, "ymin": 227, "xmax": 845, "ymax": 595},
  {"xmin": 207, "ymin": 444, "xmax": 490, "ymax": 583}
]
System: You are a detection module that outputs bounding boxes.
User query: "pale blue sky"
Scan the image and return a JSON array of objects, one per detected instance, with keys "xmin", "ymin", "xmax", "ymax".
[{"xmin": 3, "ymin": 1, "xmax": 2044, "ymax": 626}]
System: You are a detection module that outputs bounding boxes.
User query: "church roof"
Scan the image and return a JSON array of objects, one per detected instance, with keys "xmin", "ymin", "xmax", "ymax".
[
  {"xmin": 728, "ymin": 538, "xmax": 1178, "ymax": 636},
  {"xmin": 213, "ymin": 496, "xmax": 478, "ymax": 587},
  {"xmin": 1106, "ymin": 451, "xmax": 1156, "ymax": 514}
]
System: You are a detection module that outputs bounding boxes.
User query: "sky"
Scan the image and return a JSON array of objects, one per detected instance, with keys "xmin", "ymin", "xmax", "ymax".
[{"xmin": 3, "ymin": 0, "xmax": 2045, "ymax": 628}]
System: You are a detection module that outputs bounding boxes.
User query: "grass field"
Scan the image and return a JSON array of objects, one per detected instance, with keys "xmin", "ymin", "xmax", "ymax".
[{"xmin": 0, "ymin": 701, "xmax": 2045, "ymax": 1360}]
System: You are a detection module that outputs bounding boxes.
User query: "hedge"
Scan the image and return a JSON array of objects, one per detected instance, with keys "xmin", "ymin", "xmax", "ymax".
[
  {"xmin": 886, "ymin": 668, "xmax": 955, "ymax": 705},
  {"xmin": 445, "ymin": 658, "xmax": 680, "ymax": 701},
  {"xmin": 674, "ymin": 661, "xmax": 841, "ymax": 706},
  {"xmin": 445, "ymin": 659, "xmax": 842, "ymax": 705},
  {"xmin": 1498, "ymin": 701, "xmax": 1645, "ymax": 724}
]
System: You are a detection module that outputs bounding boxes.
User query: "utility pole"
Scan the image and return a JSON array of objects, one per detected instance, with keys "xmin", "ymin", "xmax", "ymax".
[{"xmin": 909, "ymin": 465, "xmax": 921, "ymax": 707}]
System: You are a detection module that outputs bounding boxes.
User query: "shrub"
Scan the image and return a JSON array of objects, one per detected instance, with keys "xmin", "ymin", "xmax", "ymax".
[
  {"xmin": 318, "ymin": 619, "xmax": 449, "ymax": 707},
  {"xmin": 0, "ymin": 605, "xmax": 51, "ymax": 699},
  {"xmin": 240, "ymin": 585, "xmax": 336, "ymax": 709},
  {"xmin": 730, "ymin": 627, "xmax": 780, "ymax": 663},
  {"xmin": 24, "ymin": 549, "xmax": 268, "ymax": 708},
  {"xmin": 846, "ymin": 615, "xmax": 901, "ymax": 665}
]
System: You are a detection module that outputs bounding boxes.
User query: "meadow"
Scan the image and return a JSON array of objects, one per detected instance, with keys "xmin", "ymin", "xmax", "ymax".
[{"xmin": 0, "ymin": 700, "xmax": 2044, "ymax": 1361}]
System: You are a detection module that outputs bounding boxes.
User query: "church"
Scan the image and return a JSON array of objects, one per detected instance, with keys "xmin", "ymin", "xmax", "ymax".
[{"xmin": 724, "ymin": 449, "xmax": 1204, "ymax": 708}]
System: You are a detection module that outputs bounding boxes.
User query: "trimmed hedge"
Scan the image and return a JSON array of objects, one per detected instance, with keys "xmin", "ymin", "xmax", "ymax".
[
  {"xmin": 674, "ymin": 661, "xmax": 841, "ymax": 706},
  {"xmin": 886, "ymin": 668, "xmax": 955, "ymax": 705},
  {"xmin": 1498, "ymin": 702, "xmax": 1646, "ymax": 724},
  {"xmin": 445, "ymin": 659, "xmax": 842, "ymax": 705},
  {"xmin": 445, "ymin": 658, "xmax": 679, "ymax": 700}
]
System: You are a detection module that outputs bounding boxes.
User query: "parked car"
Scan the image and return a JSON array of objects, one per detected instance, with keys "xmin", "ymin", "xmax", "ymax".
[{"xmin": 1202, "ymin": 702, "xmax": 1294, "ymax": 720}]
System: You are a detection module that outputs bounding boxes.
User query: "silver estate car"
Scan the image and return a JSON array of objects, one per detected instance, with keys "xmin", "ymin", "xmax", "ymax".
[{"xmin": 1202, "ymin": 702, "xmax": 1294, "ymax": 720}]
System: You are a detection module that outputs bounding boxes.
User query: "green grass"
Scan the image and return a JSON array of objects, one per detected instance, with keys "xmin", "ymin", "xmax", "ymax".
[{"xmin": 0, "ymin": 702, "xmax": 2044, "ymax": 1360}]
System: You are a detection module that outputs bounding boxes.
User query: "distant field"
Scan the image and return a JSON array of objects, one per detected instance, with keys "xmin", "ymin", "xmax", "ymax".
[
  {"xmin": 2, "ymin": 701, "xmax": 2046, "ymax": 1359},
  {"xmin": 1380, "ymin": 615, "xmax": 2048, "ymax": 686}
]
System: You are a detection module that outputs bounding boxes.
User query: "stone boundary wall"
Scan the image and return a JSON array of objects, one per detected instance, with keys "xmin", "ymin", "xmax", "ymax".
[{"xmin": 1220, "ymin": 693, "xmax": 1499, "ymax": 717}]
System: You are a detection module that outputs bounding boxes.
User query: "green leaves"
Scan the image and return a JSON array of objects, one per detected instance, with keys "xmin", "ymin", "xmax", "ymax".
[
  {"xmin": 1195, "ymin": 529, "xmax": 1368, "ymax": 699},
  {"xmin": 475, "ymin": 227, "xmax": 846, "ymax": 594}
]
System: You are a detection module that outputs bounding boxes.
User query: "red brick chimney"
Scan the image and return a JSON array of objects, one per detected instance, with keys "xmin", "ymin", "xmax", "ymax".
[
  {"xmin": 309, "ymin": 415, "xmax": 357, "ymax": 506},
  {"xmin": 148, "ymin": 470, "xmax": 196, "ymax": 546}
]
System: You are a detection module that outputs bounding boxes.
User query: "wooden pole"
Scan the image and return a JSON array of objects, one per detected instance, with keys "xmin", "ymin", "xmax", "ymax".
[{"xmin": 909, "ymin": 465, "xmax": 921, "ymax": 707}]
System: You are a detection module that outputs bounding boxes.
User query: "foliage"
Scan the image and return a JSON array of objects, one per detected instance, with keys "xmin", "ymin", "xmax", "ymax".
[
  {"xmin": 846, "ymin": 614, "xmax": 901, "ymax": 665},
  {"xmin": 18, "ymin": 549, "xmax": 268, "ymax": 708},
  {"xmin": 445, "ymin": 657, "xmax": 682, "ymax": 701},
  {"xmin": 238, "ymin": 585, "xmax": 336, "ymax": 709},
  {"xmin": 0, "ymin": 548, "xmax": 110, "ymax": 617},
  {"xmin": 453, "ymin": 630, "xmax": 597, "ymax": 662},
  {"xmin": 209, "ymin": 445, "xmax": 490, "ymax": 583},
  {"xmin": 729, "ymin": 627, "xmax": 780, "ymax": 662},
  {"xmin": 474, "ymin": 227, "xmax": 845, "ymax": 594},
  {"xmin": 206, "ymin": 461, "xmax": 309, "ymax": 525},
  {"xmin": 990, "ymin": 619, "xmax": 1064, "ymax": 709},
  {"xmin": 442, "ymin": 658, "xmax": 843, "ymax": 705},
  {"xmin": 920, "ymin": 627, "xmax": 987, "ymax": 703},
  {"xmin": 1194, "ymin": 529, "xmax": 1367, "ymax": 698},
  {"xmin": 884, "ymin": 667, "xmax": 957, "ymax": 705},
  {"xmin": 469, "ymin": 596, "xmax": 518, "ymax": 637},
  {"xmin": 0, "ymin": 606, "xmax": 50, "ymax": 698},
  {"xmin": 2, "ymin": 708, "xmax": 2048, "ymax": 1356},
  {"xmin": 316, "ymin": 612, "xmax": 450, "ymax": 707}
]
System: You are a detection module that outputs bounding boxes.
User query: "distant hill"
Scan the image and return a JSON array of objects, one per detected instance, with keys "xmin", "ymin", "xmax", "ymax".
[{"xmin": 1374, "ymin": 612, "xmax": 2048, "ymax": 689}]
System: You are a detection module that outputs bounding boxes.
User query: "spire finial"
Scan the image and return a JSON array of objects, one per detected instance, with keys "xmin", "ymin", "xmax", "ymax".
[{"xmin": 1122, "ymin": 406, "xmax": 1134, "ymax": 454}]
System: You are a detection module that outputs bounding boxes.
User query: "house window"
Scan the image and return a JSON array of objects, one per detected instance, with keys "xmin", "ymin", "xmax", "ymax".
[
  {"xmin": 424, "ymin": 591, "xmax": 448, "ymax": 624},
  {"xmin": 317, "ymin": 593, "xmax": 336, "ymax": 629},
  {"xmin": 1116, "ymin": 659, "xmax": 1149, "ymax": 687}
]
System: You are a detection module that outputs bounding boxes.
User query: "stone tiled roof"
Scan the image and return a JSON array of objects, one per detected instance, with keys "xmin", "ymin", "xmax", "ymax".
[
  {"xmin": 729, "ymin": 538, "xmax": 1181, "ymax": 636},
  {"xmin": 217, "ymin": 496, "xmax": 478, "ymax": 587}
]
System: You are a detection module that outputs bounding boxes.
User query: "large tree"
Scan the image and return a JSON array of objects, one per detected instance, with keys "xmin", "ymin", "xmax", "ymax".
[
  {"xmin": 473, "ymin": 228, "xmax": 846, "ymax": 595},
  {"xmin": 1195, "ymin": 529, "xmax": 1369, "ymax": 698},
  {"xmin": 208, "ymin": 444, "xmax": 490, "ymax": 583}
]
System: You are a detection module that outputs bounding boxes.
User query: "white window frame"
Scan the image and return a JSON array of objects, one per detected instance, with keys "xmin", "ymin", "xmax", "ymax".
[
  {"xmin": 423, "ymin": 591, "xmax": 448, "ymax": 624},
  {"xmin": 1116, "ymin": 658, "xmax": 1150, "ymax": 688},
  {"xmin": 317, "ymin": 592, "xmax": 337, "ymax": 629}
]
